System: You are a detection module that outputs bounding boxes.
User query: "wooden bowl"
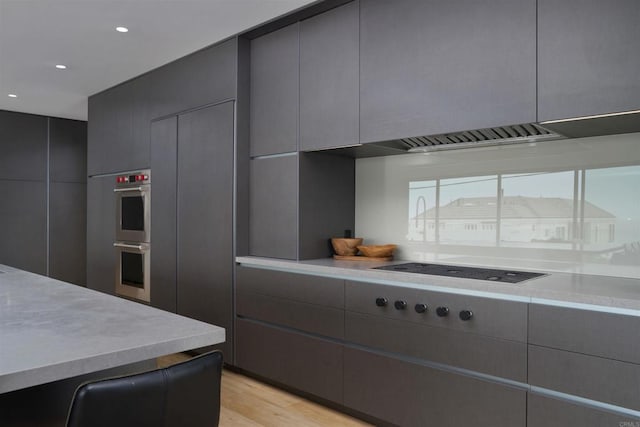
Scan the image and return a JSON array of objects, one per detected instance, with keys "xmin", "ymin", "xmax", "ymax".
[
  {"xmin": 331, "ymin": 238, "xmax": 363, "ymax": 256},
  {"xmin": 357, "ymin": 244, "xmax": 397, "ymax": 258}
]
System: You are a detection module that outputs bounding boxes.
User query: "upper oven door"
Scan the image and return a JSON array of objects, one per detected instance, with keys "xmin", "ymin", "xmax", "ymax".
[{"xmin": 115, "ymin": 184, "xmax": 150, "ymax": 243}]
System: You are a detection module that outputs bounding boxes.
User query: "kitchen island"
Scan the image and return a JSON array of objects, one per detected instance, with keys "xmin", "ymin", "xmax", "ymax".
[{"xmin": 0, "ymin": 264, "xmax": 225, "ymax": 425}]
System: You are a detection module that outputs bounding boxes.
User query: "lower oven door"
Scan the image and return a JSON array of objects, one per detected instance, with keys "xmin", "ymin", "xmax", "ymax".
[{"xmin": 115, "ymin": 242, "xmax": 150, "ymax": 303}]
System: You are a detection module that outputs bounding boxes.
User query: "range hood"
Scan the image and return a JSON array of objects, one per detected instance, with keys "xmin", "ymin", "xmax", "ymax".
[
  {"xmin": 325, "ymin": 109, "xmax": 640, "ymax": 158},
  {"xmin": 399, "ymin": 123, "xmax": 562, "ymax": 153}
]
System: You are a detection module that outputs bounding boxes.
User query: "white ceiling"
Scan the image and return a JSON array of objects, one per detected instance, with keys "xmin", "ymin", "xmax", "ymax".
[{"xmin": 0, "ymin": 0, "xmax": 317, "ymax": 121}]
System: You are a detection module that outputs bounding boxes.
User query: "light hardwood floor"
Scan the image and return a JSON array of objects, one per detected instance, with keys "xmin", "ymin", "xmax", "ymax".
[{"xmin": 157, "ymin": 354, "xmax": 371, "ymax": 427}]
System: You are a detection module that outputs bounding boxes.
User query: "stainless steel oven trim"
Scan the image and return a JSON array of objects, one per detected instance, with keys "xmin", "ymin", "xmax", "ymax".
[
  {"xmin": 115, "ymin": 242, "xmax": 150, "ymax": 303},
  {"xmin": 115, "ymin": 184, "xmax": 151, "ymax": 243}
]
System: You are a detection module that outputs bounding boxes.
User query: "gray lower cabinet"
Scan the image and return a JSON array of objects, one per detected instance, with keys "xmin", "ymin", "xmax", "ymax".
[
  {"xmin": 343, "ymin": 347, "xmax": 527, "ymax": 427},
  {"xmin": 235, "ymin": 318, "xmax": 344, "ymax": 404},
  {"xmin": 249, "ymin": 152, "xmax": 355, "ymax": 260},
  {"xmin": 177, "ymin": 102, "xmax": 234, "ymax": 359},
  {"xmin": 345, "ymin": 280, "xmax": 528, "ymax": 342},
  {"xmin": 236, "ymin": 266, "xmax": 345, "ymax": 339},
  {"xmin": 86, "ymin": 176, "xmax": 116, "ymax": 295},
  {"xmin": 235, "ymin": 266, "xmax": 344, "ymax": 402},
  {"xmin": 346, "ymin": 311, "xmax": 527, "ymax": 382},
  {"xmin": 529, "ymin": 345, "xmax": 640, "ymax": 411},
  {"xmin": 538, "ymin": 0, "xmax": 640, "ymax": 121},
  {"xmin": 359, "ymin": 0, "xmax": 536, "ymax": 143},
  {"xmin": 250, "ymin": 23, "xmax": 299, "ymax": 157},
  {"xmin": 149, "ymin": 116, "xmax": 178, "ymax": 313},
  {"xmin": 299, "ymin": 1, "xmax": 359, "ymax": 151},
  {"xmin": 528, "ymin": 303, "xmax": 640, "ymax": 421},
  {"xmin": 529, "ymin": 303, "xmax": 640, "ymax": 364},
  {"xmin": 528, "ymin": 393, "xmax": 640, "ymax": 427}
]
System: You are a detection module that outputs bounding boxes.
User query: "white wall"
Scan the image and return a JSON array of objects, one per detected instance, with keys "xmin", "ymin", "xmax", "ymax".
[{"xmin": 355, "ymin": 132, "xmax": 640, "ymax": 278}]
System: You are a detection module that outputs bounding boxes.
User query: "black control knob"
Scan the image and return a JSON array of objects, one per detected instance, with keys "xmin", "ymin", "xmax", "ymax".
[
  {"xmin": 414, "ymin": 303, "xmax": 428, "ymax": 314},
  {"xmin": 394, "ymin": 300, "xmax": 408, "ymax": 310},
  {"xmin": 436, "ymin": 306, "xmax": 450, "ymax": 317},
  {"xmin": 375, "ymin": 297, "xmax": 388, "ymax": 307},
  {"xmin": 459, "ymin": 310, "xmax": 474, "ymax": 321}
]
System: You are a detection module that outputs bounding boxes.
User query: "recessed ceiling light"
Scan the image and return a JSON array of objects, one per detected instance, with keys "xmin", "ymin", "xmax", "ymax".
[
  {"xmin": 55, "ymin": 64, "xmax": 67, "ymax": 69},
  {"xmin": 8, "ymin": 94, "xmax": 17, "ymax": 98},
  {"xmin": 116, "ymin": 26, "xmax": 129, "ymax": 33}
]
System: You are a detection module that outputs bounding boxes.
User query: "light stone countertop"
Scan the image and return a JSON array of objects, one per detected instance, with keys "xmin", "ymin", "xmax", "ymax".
[
  {"xmin": 0, "ymin": 265, "xmax": 225, "ymax": 394},
  {"xmin": 236, "ymin": 256, "xmax": 640, "ymax": 315}
]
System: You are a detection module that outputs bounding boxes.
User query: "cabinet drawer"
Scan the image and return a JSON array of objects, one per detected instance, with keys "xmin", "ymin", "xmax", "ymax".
[
  {"xmin": 344, "ymin": 347, "xmax": 526, "ymax": 427},
  {"xmin": 235, "ymin": 319, "xmax": 343, "ymax": 404},
  {"xmin": 529, "ymin": 345, "xmax": 640, "ymax": 411},
  {"xmin": 346, "ymin": 311, "xmax": 526, "ymax": 381},
  {"xmin": 237, "ymin": 266, "xmax": 344, "ymax": 308},
  {"xmin": 528, "ymin": 393, "xmax": 640, "ymax": 427},
  {"xmin": 346, "ymin": 281, "xmax": 527, "ymax": 342},
  {"xmin": 529, "ymin": 304, "xmax": 640, "ymax": 364},
  {"xmin": 237, "ymin": 291, "xmax": 343, "ymax": 339}
]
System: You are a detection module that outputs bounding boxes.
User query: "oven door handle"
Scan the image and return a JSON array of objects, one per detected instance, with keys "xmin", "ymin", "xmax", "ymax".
[
  {"xmin": 113, "ymin": 187, "xmax": 144, "ymax": 193},
  {"xmin": 113, "ymin": 242, "xmax": 145, "ymax": 250}
]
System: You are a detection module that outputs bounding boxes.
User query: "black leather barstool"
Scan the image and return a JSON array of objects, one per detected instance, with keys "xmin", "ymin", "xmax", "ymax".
[{"xmin": 66, "ymin": 351, "xmax": 223, "ymax": 427}]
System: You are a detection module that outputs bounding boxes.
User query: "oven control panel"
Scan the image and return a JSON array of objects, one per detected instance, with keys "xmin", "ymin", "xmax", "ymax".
[{"xmin": 115, "ymin": 170, "xmax": 151, "ymax": 186}]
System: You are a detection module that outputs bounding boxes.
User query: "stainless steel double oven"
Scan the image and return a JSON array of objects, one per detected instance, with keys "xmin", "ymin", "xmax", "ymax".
[{"xmin": 114, "ymin": 170, "xmax": 151, "ymax": 303}]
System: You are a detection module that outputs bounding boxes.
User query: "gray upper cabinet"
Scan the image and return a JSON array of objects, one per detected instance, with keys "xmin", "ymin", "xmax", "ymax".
[
  {"xmin": 0, "ymin": 110, "xmax": 47, "ymax": 181},
  {"xmin": 148, "ymin": 39, "xmax": 237, "ymax": 119},
  {"xmin": 359, "ymin": 0, "xmax": 537, "ymax": 143},
  {"xmin": 538, "ymin": 0, "xmax": 640, "ymax": 121},
  {"xmin": 88, "ymin": 39, "xmax": 237, "ymax": 176},
  {"xmin": 50, "ymin": 118, "xmax": 87, "ymax": 183},
  {"xmin": 248, "ymin": 152, "xmax": 355, "ymax": 260},
  {"xmin": 250, "ymin": 23, "xmax": 299, "ymax": 156},
  {"xmin": 299, "ymin": 1, "xmax": 359, "ymax": 151},
  {"xmin": 249, "ymin": 155, "xmax": 298, "ymax": 259},
  {"xmin": 87, "ymin": 75, "xmax": 150, "ymax": 175}
]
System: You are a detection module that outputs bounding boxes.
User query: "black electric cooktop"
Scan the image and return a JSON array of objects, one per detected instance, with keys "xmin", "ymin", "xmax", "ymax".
[{"xmin": 374, "ymin": 263, "xmax": 545, "ymax": 284}]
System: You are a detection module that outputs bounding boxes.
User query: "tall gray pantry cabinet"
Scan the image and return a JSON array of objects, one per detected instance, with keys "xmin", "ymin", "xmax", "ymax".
[{"xmin": 150, "ymin": 102, "xmax": 234, "ymax": 359}]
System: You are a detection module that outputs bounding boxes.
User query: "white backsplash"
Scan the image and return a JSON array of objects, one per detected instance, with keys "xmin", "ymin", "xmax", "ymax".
[{"xmin": 355, "ymin": 132, "xmax": 640, "ymax": 279}]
